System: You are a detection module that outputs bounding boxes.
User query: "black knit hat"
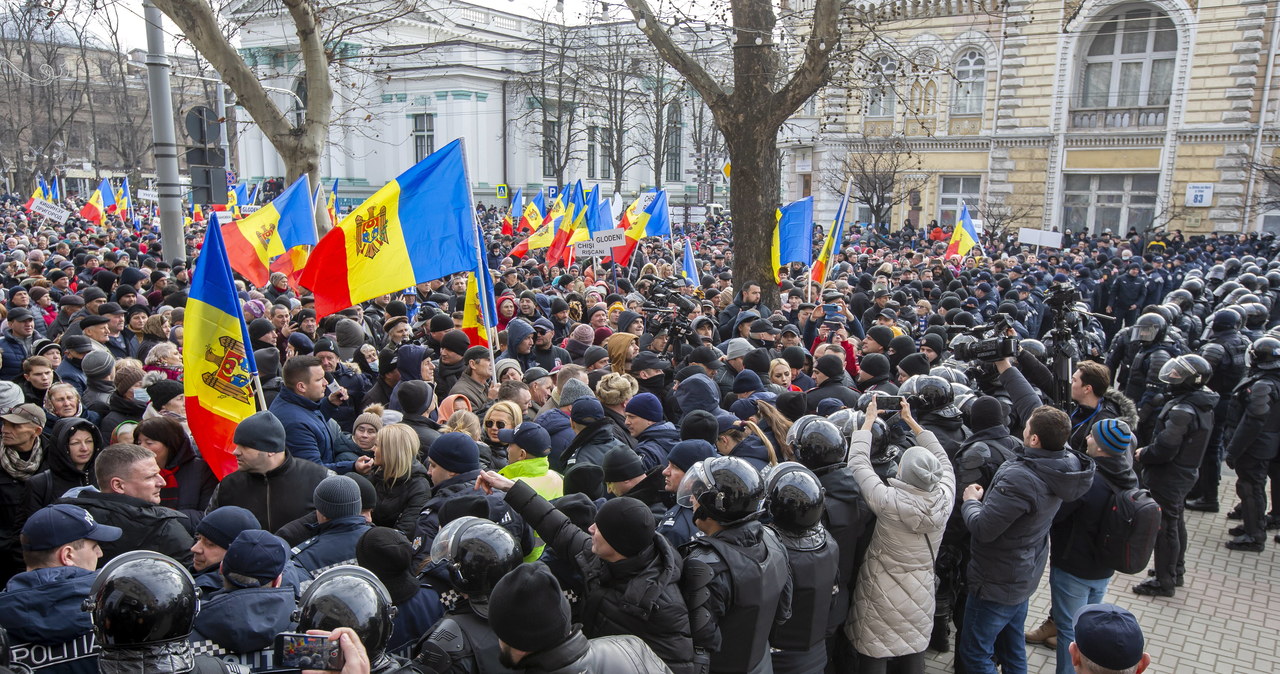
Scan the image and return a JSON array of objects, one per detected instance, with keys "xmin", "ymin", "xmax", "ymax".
[
  {"xmin": 593, "ymin": 497, "xmax": 655, "ymax": 558},
  {"xmin": 356, "ymin": 527, "xmax": 421, "ymax": 605},
  {"xmin": 679, "ymin": 409, "xmax": 719, "ymax": 444},
  {"xmin": 489, "ymin": 563, "xmax": 572, "ymax": 652}
]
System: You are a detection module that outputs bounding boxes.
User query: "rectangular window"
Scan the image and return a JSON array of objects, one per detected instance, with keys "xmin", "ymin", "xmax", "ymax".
[
  {"xmin": 600, "ymin": 127, "xmax": 613, "ymax": 180},
  {"xmin": 542, "ymin": 120, "xmax": 559, "ymax": 178},
  {"xmin": 587, "ymin": 127, "xmax": 597, "ymax": 180},
  {"xmin": 665, "ymin": 107, "xmax": 682, "ymax": 183},
  {"xmin": 412, "ymin": 114, "xmax": 434, "ymax": 162},
  {"xmin": 938, "ymin": 175, "xmax": 982, "ymax": 227},
  {"xmin": 1061, "ymin": 173, "xmax": 1159, "ymax": 236}
]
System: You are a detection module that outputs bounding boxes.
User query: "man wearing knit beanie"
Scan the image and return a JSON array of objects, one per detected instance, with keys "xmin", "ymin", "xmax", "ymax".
[
  {"xmin": 1028, "ymin": 418, "xmax": 1139, "ymax": 659},
  {"xmin": 210, "ymin": 411, "xmax": 329, "ymax": 532},
  {"xmin": 855, "ymin": 352, "xmax": 898, "ymax": 397},
  {"xmin": 191, "ymin": 529, "xmax": 296, "ymax": 653},
  {"xmin": 192, "ymin": 505, "xmax": 261, "ymax": 592},
  {"xmin": 292, "ymin": 475, "xmax": 372, "ymax": 576},
  {"xmin": 477, "ymin": 468, "xmax": 694, "ymax": 672},
  {"xmin": 624, "ymin": 392, "xmax": 680, "ymax": 469},
  {"xmin": 864, "ymin": 325, "xmax": 893, "ymax": 354},
  {"xmin": 808, "ymin": 354, "xmax": 862, "ymax": 413},
  {"xmin": 411, "ymin": 432, "xmax": 486, "ymax": 564}
]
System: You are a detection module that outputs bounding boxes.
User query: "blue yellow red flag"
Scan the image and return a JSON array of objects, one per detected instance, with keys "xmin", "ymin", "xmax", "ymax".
[
  {"xmin": 944, "ymin": 203, "xmax": 981, "ymax": 258},
  {"xmin": 221, "ymin": 176, "xmax": 315, "ymax": 287},
  {"xmin": 78, "ymin": 179, "xmax": 116, "ymax": 226},
  {"xmin": 184, "ymin": 212, "xmax": 258, "ymax": 479},
  {"xmin": 300, "ymin": 139, "xmax": 482, "ymax": 317}
]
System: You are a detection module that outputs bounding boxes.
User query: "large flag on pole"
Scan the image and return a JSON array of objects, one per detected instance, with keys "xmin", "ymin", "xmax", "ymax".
[
  {"xmin": 23, "ymin": 183, "xmax": 44, "ymax": 212},
  {"xmin": 461, "ymin": 230, "xmax": 498, "ymax": 348},
  {"xmin": 301, "ymin": 139, "xmax": 482, "ymax": 317},
  {"xmin": 79, "ymin": 179, "xmax": 116, "ymax": 226},
  {"xmin": 771, "ymin": 196, "xmax": 814, "ymax": 282},
  {"xmin": 682, "ymin": 237, "xmax": 698, "ymax": 280},
  {"xmin": 812, "ymin": 182, "xmax": 851, "ymax": 283},
  {"xmin": 184, "ymin": 212, "xmax": 258, "ymax": 479},
  {"xmin": 613, "ymin": 191, "xmax": 657, "ymax": 266},
  {"xmin": 944, "ymin": 203, "xmax": 981, "ymax": 259},
  {"xmin": 221, "ymin": 176, "xmax": 316, "ymax": 287}
]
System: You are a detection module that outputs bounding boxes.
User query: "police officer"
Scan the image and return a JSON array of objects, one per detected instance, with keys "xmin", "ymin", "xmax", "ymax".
[
  {"xmin": 787, "ymin": 416, "xmax": 872, "ymax": 671},
  {"xmin": 190, "ymin": 530, "xmax": 296, "ymax": 654},
  {"xmin": 899, "ymin": 375, "xmax": 968, "ymax": 457},
  {"xmin": 413, "ymin": 517, "xmax": 522, "ymax": 674},
  {"xmin": 85, "ymin": 551, "xmax": 250, "ymax": 673},
  {"xmin": 679, "ymin": 456, "xmax": 792, "ymax": 674},
  {"xmin": 764, "ymin": 462, "xmax": 840, "ymax": 674},
  {"xmin": 655, "ymin": 440, "xmax": 717, "ymax": 549},
  {"xmin": 190, "ymin": 506, "xmax": 261, "ymax": 594},
  {"xmin": 1187, "ymin": 310, "xmax": 1249, "ymax": 512},
  {"xmin": 1124, "ymin": 313, "xmax": 1182, "ymax": 442},
  {"xmin": 1223, "ymin": 337, "xmax": 1280, "ymax": 552},
  {"xmin": 295, "ymin": 565, "xmax": 403, "ymax": 673},
  {"xmin": 1133, "ymin": 355, "xmax": 1217, "ymax": 597}
]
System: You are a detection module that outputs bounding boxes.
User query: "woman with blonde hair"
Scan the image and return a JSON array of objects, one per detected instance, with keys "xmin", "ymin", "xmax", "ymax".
[
  {"xmin": 769, "ymin": 358, "xmax": 802, "ymax": 393},
  {"xmin": 354, "ymin": 424, "xmax": 430, "ymax": 536},
  {"xmin": 715, "ymin": 417, "xmax": 778, "ymax": 471},
  {"xmin": 442, "ymin": 409, "xmax": 498, "ymax": 470},
  {"xmin": 480, "ymin": 400, "xmax": 523, "ymax": 470}
]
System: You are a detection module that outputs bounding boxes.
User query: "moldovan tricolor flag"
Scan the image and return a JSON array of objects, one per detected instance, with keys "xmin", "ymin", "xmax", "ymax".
[
  {"xmin": 613, "ymin": 191, "xmax": 657, "ymax": 266},
  {"xmin": 23, "ymin": 184, "xmax": 43, "ymax": 212},
  {"xmin": 79, "ymin": 179, "xmax": 116, "ymax": 226},
  {"xmin": 944, "ymin": 203, "xmax": 981, "ymax": 259},
  {"xmin": 221, "ymin": 176, "xmax": 315, "ymax": 287},
  {"xmin": 812, "ymin": 182, "xmax": 851, "ymax": 283},
  {"xmin": 184, "ymin": 212, "xmax": 259, "ymax": 479},
  {"xmin": 461, "ymin": 230, "xmax": 498, "ymax": 348},
  {"xmin": 301, "ymin": 139, "xmax": 483, "ymax": 318}
]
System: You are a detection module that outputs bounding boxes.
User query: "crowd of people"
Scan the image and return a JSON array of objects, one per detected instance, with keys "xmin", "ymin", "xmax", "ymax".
[{"xmin": 3, "ymin": 186, "xmax": 1273, "ymax": 674}]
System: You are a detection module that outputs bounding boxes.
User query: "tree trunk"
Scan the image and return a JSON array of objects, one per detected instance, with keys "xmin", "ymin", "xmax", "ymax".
[{"xmin": 726, "ymin": 126, "xmax": 781, "ymax": 308}]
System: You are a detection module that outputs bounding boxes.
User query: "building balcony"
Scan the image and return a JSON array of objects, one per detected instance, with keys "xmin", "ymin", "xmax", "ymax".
[{"xmin": 1069, "ymin": 106, "xmax": 1167, "ymax": 130}]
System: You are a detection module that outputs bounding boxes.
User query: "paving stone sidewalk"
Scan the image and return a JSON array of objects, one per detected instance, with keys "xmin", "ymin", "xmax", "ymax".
[{"xmin": 925, "ymin": 473, "xmax": 1280, "ymax": 673}]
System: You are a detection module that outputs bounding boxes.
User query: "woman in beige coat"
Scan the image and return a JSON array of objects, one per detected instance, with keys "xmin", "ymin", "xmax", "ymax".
[{"xmin": 845, "ymin": 398, "xmax": 955, "ymax": 674}]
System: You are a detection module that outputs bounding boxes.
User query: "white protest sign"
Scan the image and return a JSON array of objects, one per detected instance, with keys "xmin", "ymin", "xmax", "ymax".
[
  {"xmin": 137, "ymin": 189, "xmax": 159, "ymax": 201},
  {"xmin": 1018, "ymin": 228, "xmax": 1063, "ymax": 249},
  {"xmin": 29, "ymin": 199, "xmax": 71, "ymax": 224},
  {"xmin": 240, "ymin": 204, "xmax": 262, "ymax": 215},
  {"xmin": 577, "ymin": 227, "xmax": 626, "ymax": 256}
]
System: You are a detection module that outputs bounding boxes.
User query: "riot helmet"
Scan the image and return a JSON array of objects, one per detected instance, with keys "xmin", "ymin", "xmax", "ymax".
[
  {"xmin": 825, "ymin": 408, "xmax": 859, "ymax": 439},
  {"xmin": 84, "ymin": 550, "xmax": 200, "ymax": 648},
  {"xmin": 929, "ymin": 365, "xmax": 971, "ymax": 386},
  {"xmin": 899, "ymin": 375, "xmax": 954, "ymax": 414},
  {"xmin": 763, "ymin": 462, "xmax": 826, "ymax": 534},
  {"xmin": 1017, "ymin": 339, "xmax": 1047, "ymax": 361},
  {"xmin": 1158, "ymin": 354, "xmax": 1212, "ymax": 390},
  {"xmin": 1132, "ymin": 313, "xmax": 1167, "ymax": 343},
  {"xmin": 677, "ymin": 456, "xmax": 765, "ymax": 524},
  {"xmin": 1247, "ymin": 337, "xmax": 1280, "ymax": 370},
  {"xmin": 1181, "ymin": 277, "xmax": 1205, "ymax": 297},
  {"xmin": 294, "ymin": 566, "xmax": 398, "ymax": 667},
  {"xmin": 1265, "ymin": 271, "xmax": 1280, "ymax": 290},
  {"xmin": 1165, "ymin": 289, "xmax": 1194, "ymax": 311},
  {"xmin": 792, "ymin": 418, "xmax": 846, "ymax": 470},
  {"xmin": 1210, "ymin": 309, "xmax": 1240, "ymax": 332},
  {"xmin": 430, "ymin": 516, "xmax": 521, "ymax": 599}
]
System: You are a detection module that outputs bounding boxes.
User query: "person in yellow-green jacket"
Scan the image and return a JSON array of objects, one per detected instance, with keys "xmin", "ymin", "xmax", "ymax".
[{"xmin": 497, "ymin": 421, "xmax": 564, "ymax": 560}]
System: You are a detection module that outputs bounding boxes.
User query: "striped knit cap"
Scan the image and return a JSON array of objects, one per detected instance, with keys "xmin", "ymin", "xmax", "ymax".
[{"xmin": 1091, "ymin": 418, "xmax": 1132, "ymax": 454}]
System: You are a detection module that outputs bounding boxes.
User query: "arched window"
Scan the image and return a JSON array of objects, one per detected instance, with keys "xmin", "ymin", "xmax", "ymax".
[
  {"xmin": 866, "ymin": 55, "xmax": 897, "ymax": 118},
  {"xmin": 952, "ymin": 49, "xmax": 986, "ymax": 115},
  {"xmin": 1079, "ymin": 6, "xmax": 1176, "ymax": 110},
  {"xmin": 910, "ymin": 79, "xmax": 937, "ymax": 118}
]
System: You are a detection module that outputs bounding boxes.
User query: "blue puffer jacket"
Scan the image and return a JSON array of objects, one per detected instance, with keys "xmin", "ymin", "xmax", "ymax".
[
  {"xmin": 190, "ymin": 586, "xmax": 297, "ymax": 653},
  {"xmin": 269, "ymin": 389, "xmax": 349, "ymax": 471},
  {"xmin": 633, "ymin": 422, "xmax": 680, "ymax": 470},
  {"xmin": 0, "ymin": 330, "xmax": 29, "ymax": 381},
  {"xmin": 0, "ymin": 566, "xmax": 98, "ymax": 674},
  {"xmin": 290, "ymin": 515, "xmax": 372, "ymax": 576}
]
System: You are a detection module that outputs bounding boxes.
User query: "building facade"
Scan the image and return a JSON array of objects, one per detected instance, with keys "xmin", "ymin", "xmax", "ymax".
[
  {"xmin": 781, "ymin": 0, "xmax": 1280, "ymax": 236},
  {"xmin": 231, "ymin": 0, "xmax": 727, "ymax": 221}
]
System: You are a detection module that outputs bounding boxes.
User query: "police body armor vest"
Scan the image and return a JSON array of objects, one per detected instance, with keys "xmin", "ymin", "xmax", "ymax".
[
  {"xmin": 768, "ymin": 528, "xmax": 839, "ymax": 651},
  {"xmin": 688, "ymin": 525, "xmax": 790, "ymax": 673},
  {"xmin": 415, "ymin": 610, "xmax": 513, "ymax": 674}
]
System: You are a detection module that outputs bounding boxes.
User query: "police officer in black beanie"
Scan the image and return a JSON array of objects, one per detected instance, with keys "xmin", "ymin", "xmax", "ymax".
[
  {"xmin": 487, "ymin": 563, "xmax": 672, "ymax": 672},
  {"xmin": 475, "ymin": 470, "xmax": 695, "ymax": 673}
]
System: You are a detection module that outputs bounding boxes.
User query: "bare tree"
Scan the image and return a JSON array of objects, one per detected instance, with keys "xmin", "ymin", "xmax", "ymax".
[
  {"xmin": 824, "ymin": 136, "xmax": 925, "ymax": 227},
  {"xmin": 579, "ymin": 20, "xmax": 646, "ymax": 194},
  {"xmin": 625, "ymin": 0, "xmax": 842, "ymax": 305},
  {"xmin": 633, "ymin": 58, "xmax": 685, "ymax": 188},
  {"xmin": 969, "ymin": 197, "xmax": 1038, "ymax": 242},
  {"xmin": 513, "ymin": 14, "xmax": 590, "ymax": 188}
]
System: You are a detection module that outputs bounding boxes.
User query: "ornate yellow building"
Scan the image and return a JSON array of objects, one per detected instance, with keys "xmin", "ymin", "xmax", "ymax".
[{"xmin": 781, "ymin": 0, "xmax": 1280, "ymax": 235}]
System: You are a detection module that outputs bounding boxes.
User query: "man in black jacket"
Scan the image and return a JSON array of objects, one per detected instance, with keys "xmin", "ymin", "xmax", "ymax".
[
  {"xmin": 480, "ymin": 472, "xmax": 694, "ymax": 674},
  {"xmin": 0, "ymin": 402, "xmax": 49, "ymax": 584},
  {"xmin": 1026, "ymin": 419, "xmax": 1138, "ymax": 666},
  {"xmin": 58, "ymin": 442, "xmax": 194, "ymax": 567},
  {"xmin": 806, "ymin": 354, "xmax": 861, "ymax": 413},
  {"xmin": 1223, "ymin": 338, "xmax": 1280, "ymax": 552},
  {"xmin": 206, "ymin": 411, "xmax": 329, "ymax": 533},
  {"xmin": 488, "ymin": 562, "xmax": 673, "ymax": 673},
  {"xmin": 411, "ymin": 432, "xmax": 484, "ymax": 565}
]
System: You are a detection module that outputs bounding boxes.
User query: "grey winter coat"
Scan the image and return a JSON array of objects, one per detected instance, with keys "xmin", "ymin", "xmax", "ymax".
[{"xmin": 846, "ymin": 429, "xmax": 954, "ymax": 658}]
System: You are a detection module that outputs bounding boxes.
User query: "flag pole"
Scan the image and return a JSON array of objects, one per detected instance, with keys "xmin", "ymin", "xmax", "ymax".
[{"xmin": 458, "ymin": 139, "xmax": 499, "ymax": 387}]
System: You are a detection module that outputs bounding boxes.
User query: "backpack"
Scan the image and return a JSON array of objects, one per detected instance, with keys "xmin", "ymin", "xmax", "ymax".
[{"xmin": 1096, "ymin": 480, "xmax": 1162, "ymax": 575}]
